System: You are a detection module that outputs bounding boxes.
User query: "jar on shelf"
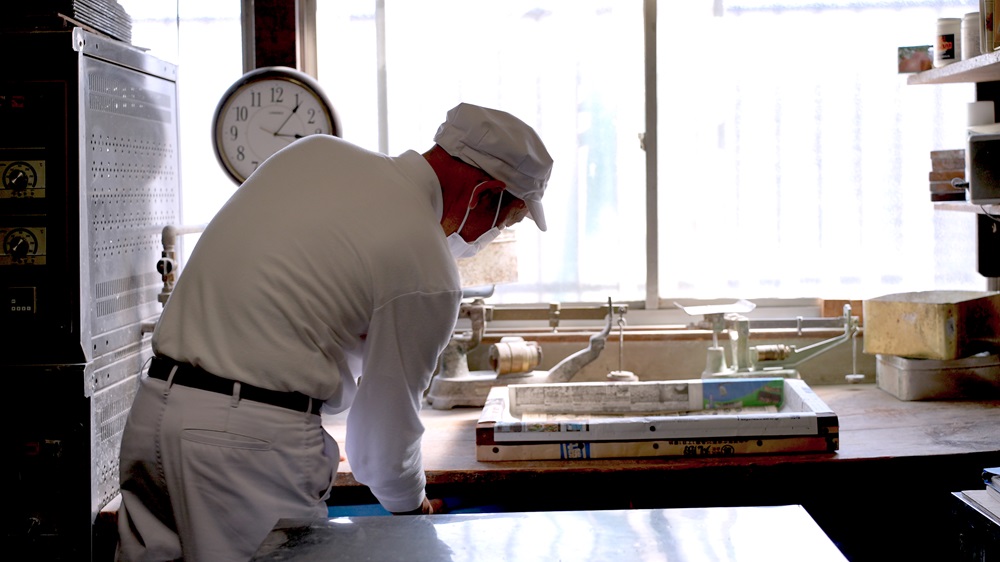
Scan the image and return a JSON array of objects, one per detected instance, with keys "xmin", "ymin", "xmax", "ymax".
[
  {"xmin": 935, "ymin": 17, "xmax": 962, "ymax": 67},
  {"xmin": 962, "ymin": 12, "xmax": 981, "ymax": 60}
]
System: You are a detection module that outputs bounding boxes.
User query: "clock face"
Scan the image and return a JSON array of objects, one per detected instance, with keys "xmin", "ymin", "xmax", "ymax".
[{"xmin": 213, "ymin": 67, "xmax": 339, "ymax": 184}]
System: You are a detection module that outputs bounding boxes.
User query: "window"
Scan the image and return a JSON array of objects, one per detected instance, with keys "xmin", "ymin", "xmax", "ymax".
[
  {"xmin": 658, "ymin": 0, "xmax": 981, "ymax": 301},
  {"xmin": 130, "ymin": 0, "xmax": 988, "ymax": 313},
  {"xmin": 317, "ymin": 1, "xmax": 647, "ymax": 305},
  {"xmin": 317, "ymin": 0, "xmax": 985, "ymax": 311},
  {"xmin": 120, "ymin": 0, "xmax": 243, "ymax": 247}
]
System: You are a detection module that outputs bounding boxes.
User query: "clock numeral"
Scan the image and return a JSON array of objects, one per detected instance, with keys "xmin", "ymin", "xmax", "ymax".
[
  {"xmin": 307, "ymin": 108, "xmax": 316, "ymax": 124},
  {"xmin": 233, "ymin": 106, "xmax": 249, "ymax": 122},
  {"xmin": 250, "ymin": 91, "xmax": 262, "ymax": 107},
  {"xmin": 228, "ymin": 125, "xmax": 238, "ymax": 141},
  {"xmin": 236, "ymin": 145, "xmax": 245, "ymax": 161},
  {"xmin": 270, "ymin": 86, "xmax": 284, "ymax": 104}
]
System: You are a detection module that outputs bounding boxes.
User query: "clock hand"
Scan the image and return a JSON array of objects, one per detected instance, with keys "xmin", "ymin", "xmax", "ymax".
[
  {"xmin": 271, "ymin": 133, "xmax": 303, "ymax": 147},
  {"xmin": 258, "ymin": 126, "xmax": 302, "ymax": 139},
  {"xmin": 272, "ymin": 103, "xmax": 301, "ymax": 136}
]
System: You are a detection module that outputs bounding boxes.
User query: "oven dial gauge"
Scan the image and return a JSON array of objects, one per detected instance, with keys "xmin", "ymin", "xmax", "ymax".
[
  {"xmin": 3, "ymin": 228, "xmax": 40, "ymax": 262},
  {"xmin": 2, "ymin": 161, "xmax": 37, "ymax": 191},
  {"xmin": 1, "ymin": 160, "xmax": 45, "ymax": 199}
]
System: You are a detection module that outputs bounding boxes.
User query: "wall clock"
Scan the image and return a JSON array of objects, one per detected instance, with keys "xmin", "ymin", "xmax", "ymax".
[{"xmin": 212, "ymin": 66, "xmax": 340, "ymax": 184}]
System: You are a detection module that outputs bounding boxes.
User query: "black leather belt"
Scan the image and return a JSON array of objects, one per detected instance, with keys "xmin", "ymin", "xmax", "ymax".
[{"xmin": 148, "ymin": 356, "xmax": 322, "ymax": 415}]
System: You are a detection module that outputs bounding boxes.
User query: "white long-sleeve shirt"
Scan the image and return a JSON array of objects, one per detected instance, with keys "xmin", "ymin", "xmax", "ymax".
[{"xmin": 152, "ymin": 134, "xmax": 461, "ymax": 512}]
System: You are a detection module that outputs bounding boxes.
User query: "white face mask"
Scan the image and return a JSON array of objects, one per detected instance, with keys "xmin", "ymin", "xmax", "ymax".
[{"xmin": 447, "ymin": 183, "xmax": 503, "ymax": 259}]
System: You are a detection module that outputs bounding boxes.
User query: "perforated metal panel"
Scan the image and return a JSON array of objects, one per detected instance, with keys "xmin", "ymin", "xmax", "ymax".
[
  {"xmin": 85, "ymin": 52, "xmax": 178, "ymax": 344},
  {"xmin": 93, "ymin": 369, "xmax": 140, "ymax": 509}
]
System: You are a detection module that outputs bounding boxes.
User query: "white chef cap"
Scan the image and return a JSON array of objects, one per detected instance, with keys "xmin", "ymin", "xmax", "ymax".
[{"xmin": 434, "ymin": 103, "xmax": 554, "ymax": 231}]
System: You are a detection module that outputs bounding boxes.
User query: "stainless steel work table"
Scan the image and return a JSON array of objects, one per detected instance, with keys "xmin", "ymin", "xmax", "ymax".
[
  {"xmin": 322, "ymin": 383, "xmax": 1000, "ymax": 560},
  {"xmin": 251, "ymin": 504, "xmax": 848, "ymax": 561}
]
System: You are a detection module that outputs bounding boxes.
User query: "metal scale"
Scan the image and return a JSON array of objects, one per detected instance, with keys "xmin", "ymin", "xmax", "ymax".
[
  {"xmin": 425, "ymin": 296, "xmax": 631, "ymax": 409},
  {"xmin": 676, "ymin": 300, "xmax": 862, "ymax": 379}
]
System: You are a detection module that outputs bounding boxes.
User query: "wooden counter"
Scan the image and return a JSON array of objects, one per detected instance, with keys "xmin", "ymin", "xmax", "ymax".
[
  {"xmin": 323, "ymin": 383, "xmax": 1000, "ymax": 561},
  {"xmin": 324, "ymin": 383, "xmax": 1000, "ymax": 488}
]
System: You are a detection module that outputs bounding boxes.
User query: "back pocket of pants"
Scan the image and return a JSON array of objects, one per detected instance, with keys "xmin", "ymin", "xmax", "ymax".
[{"xmin": 181, "ymin": 429, "xmax": 272, "ymax": 451}]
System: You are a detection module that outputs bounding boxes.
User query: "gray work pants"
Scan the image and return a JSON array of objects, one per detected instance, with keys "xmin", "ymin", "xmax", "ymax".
[{"xmin": 116, "ymin": 370, "xmax": 338, "ymax": 561}]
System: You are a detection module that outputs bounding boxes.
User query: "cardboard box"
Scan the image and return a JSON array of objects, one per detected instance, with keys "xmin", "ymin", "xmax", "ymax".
[
  {"xmin": 863, "ymin": 291, "xmax": 1000, "ymax": 360},
  {"xmin": 820, "ymin": 299, "xmax": 864, "ymax": 322},
  {"xmin": 899, "ymin": 45, "xmax": 933, "ymax": 73},
  {"xmin": 931, "ymin": 156, "xmax": 966, "ymax": 172}
]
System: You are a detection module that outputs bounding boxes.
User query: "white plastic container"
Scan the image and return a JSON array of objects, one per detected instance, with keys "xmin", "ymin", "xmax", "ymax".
[
  {"xmin": 935, "ymin": 17, "xmax": 962, "ymax": 67},
  {"xmin": 963, "ymin": 12, "xmax": 981, "ymax": 59},
  {"xmin": 968, "ymin": 100, "xmax": 996, "ymax": 127}
]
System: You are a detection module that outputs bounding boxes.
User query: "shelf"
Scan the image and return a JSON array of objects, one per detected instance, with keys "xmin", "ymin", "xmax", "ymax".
[
  {"xmin": 907, "ymin": 50, "xmax": 1000, "ymax": 85},
  {"xmin": 934, "ymin": 201, "xmax": 1000, "ymax": 214},
  {"xmin": 915, "ymin": 56, "xmax": 1000, "ymax": 216}
]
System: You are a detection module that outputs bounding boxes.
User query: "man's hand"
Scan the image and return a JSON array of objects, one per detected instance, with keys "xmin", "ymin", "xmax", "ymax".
[
  {"xmin": 424, "ymin": 498, "xmax": 445, "ymax": 514},
  {"xmin": 391, "ymin": 497, "xmax": 446, "ymax": 515}
]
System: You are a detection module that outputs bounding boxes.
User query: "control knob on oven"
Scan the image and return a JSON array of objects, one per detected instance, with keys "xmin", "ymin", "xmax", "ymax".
[
  {"xmin": 2, "ymin": 162, "xmax": 37, "ymax": 193},
  {"xmin": 3, "ymin": 228, "xmax": 38, "ymax": 261},
  {"xmin": 7, "ymin": 169, "xmax": 28, "ymax": 191}
]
